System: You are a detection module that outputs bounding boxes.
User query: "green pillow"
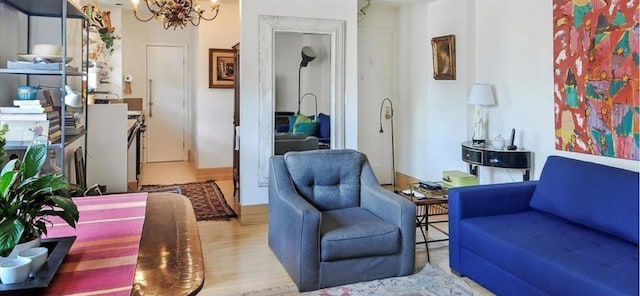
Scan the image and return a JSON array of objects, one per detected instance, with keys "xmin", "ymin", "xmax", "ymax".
[
  {"xmin": 293, "ymin": 122, "xmax": 319, "ymax": 136},
  {"xmin": 288, "ymin": 115, "xmax": 314, "ymax": 132}
]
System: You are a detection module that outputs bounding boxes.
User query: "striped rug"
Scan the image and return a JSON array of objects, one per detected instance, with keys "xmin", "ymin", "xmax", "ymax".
[{"xmin": 43, "ymin": 193, "xmax": 148, "ymax": 296}]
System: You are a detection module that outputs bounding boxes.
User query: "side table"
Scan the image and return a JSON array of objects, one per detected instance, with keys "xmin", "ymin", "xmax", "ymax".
[{"xmin": 402, "ymin": 183, "xmax": 449, "ymax": 262}]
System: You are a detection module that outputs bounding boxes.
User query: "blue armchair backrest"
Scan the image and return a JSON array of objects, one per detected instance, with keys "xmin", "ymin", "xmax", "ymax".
[{"xmin": 284, "ymin": 149, "xmax": 363, "ymax": 211}]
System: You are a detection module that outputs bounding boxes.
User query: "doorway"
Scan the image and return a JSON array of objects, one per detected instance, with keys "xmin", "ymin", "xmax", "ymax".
[
  {"xmin": 358, "ymin": 30, "xmax": 395, "ymax": 184},
  {"xmin": 145, "ymin": 44, "xmax": 187, "ymax": 162}
]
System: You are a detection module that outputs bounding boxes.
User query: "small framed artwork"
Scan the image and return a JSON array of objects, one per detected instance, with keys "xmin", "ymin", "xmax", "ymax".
[
  {"xmin": 431, "ymin": 35, "xmax": 456, "ymax": 80},
  {"xmin": 209, "ymin": 48, "xmax": 235, "ymax": 88}
]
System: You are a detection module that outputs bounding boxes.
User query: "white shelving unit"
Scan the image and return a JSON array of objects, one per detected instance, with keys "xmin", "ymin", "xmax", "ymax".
[{"xmin": 0, "ymin": 0, "xmax": 88, "ymax": 182}]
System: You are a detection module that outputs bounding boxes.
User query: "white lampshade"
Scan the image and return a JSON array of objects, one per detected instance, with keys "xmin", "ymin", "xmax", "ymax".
[
  {"xmin": 468, "ymin": 83, "xmax": 495, "ymax": 106},
  {"xmin": 64, "ymin": 85, "xmax": 82, "ymax": 107}
]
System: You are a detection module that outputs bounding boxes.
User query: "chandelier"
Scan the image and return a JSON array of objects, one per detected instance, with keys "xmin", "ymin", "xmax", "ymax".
[{"xmin": 132, "ymin": 0, "xmax": 220, "ymax": 30}]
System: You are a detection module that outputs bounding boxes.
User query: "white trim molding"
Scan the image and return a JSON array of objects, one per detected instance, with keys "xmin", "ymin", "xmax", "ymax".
[{"xmin": 258, "ymin": 15, "xmax": 346, "ymax": 186}]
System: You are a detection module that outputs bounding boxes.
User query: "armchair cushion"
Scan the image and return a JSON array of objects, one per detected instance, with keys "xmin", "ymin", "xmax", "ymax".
[
  {"xmin": 321, "ymin": 207, "xmax": 400, "ymax": 261},
  {"xmin": 284, "ymin": 150, "xmax": 362, "ymax": 211}
]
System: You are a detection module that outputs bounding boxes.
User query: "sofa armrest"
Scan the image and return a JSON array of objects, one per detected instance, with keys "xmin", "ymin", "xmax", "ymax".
[
  {"xmin": 360, "ymin": 160, "xmax": 416, "ymax": 276},
  {"xmin": 449, "ymin": 181, "xmax": 538, "ymax": 220},
  {"xmin": 268, "ymin": 156, "xmax": 321, "ymax": 290},
  {"xmin": 448, "ymin": 181, "xmax": 538, "ymax": 274}
]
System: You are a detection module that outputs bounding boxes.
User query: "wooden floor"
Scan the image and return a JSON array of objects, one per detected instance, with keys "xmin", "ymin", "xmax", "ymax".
[{"xmin": 140, "ymin": 161, "xmax": 492, "ymax": 295}]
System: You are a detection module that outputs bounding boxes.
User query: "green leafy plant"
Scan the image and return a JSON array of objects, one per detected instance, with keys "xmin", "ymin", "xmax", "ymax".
[
  {"xmin": 0, "ymin": 144, "xmax": 79, "ymax": 257},
  {"xmin": 0, "ymin": 124, "xmax": 8, "ymax": 162},
  {"xmin": 98, "ymin": 28, "xmax": 120, "ymax": 52}
]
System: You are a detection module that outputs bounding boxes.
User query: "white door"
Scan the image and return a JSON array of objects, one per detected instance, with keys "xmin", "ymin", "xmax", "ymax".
[
  {"xmin": 145, "ymin": 45, "xmax": 186, "ymax": 162},
  {"xmin": 358, "ymin": 30, "xmax": 395, "ymax": 184}
]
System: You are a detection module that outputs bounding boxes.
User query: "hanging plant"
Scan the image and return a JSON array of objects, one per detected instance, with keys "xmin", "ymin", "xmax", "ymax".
[{"xmin": 82, "ymin": 2, "xmax": 121, "ymax": 53}]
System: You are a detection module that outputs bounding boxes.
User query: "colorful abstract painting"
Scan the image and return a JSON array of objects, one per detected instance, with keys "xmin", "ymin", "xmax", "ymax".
[{"xmin": 553, "ymin": 0, "xmax": 640, "ymax": 160}]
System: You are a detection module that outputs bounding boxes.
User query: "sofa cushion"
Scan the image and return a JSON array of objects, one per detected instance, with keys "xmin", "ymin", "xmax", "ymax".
[
  {"xmin": 284, "ymin": 150, "xmax": 362, "ymax": 211},
  {"xmin": 460, "ymin": 211, "xmax": 639, "ymax": 296},
  {"xmin": 529, "ymin": 156, "xmax": 639, "ymax": 243},
  {"xmin": 274, "ymin": 132, "xmax": 306, "ymax": 140},
  {"xmin": 320, "ymin": 207, "xmax": 400, "ymax": 261},
  {"xmin": 317, "ymin": 113, "xmax": 331, "ymax": 140}
]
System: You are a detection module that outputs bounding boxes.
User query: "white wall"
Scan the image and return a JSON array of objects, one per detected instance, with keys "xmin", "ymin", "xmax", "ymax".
[
  {"xmin": 395, "ymin": 0, "xmax": 639, "ymax": 186},
  {"xmin": 194, "ymin": 1, "xmax": 239, "ymax": 168},
  {"xmin": 121, "ymin": 2, "xmax": 239, "ymax": 169},
  {"xmin": 473, "ymin": 0, "xmax": 638, "ymax": 181},
  {"xmin": 357, "ymin": 2, "xmax": 399, "ymax": 184},
  {"xmin": 121, "ymin": 10, "xmax": 195, "ymax": 163},
  {"xmin": 274, "ymin": 32, "xmax": 331, "ymax": 116},
  {"xmin": 240, "ymin": 0, "xmax": 358, "ymax": 205},
  {"xmin": 392, "ymin": 0, "xmax": 472, "ymax": 185},
  {"xmin": 0, "ymin": 4, "xmax": 28, "ymax": 105}
]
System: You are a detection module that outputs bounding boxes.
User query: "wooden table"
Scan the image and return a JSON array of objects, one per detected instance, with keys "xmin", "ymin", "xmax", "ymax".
[{"xmin": 131, "ymin": 193, "xmax": 205, "ymax": 296}]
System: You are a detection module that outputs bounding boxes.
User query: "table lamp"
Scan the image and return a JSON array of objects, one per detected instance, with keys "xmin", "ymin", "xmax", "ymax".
[{"xmin": 467, "ymin": 83, "xmax": 495, "ymax": 146}]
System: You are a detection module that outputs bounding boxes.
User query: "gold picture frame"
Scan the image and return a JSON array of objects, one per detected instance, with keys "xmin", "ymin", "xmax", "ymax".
[
  {"xmin": 431, "ymin": 35, "xmax": 456, "ymax": 80},
  {"xmin": 209, "ymin": 48, "xmax": 235, "ymax": 88}
]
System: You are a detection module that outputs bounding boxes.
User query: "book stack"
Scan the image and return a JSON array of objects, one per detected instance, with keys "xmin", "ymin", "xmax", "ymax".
[
  {"xmin": 40, "ymin": 91, "xmax": 62, "ymax": 143},
  {"xmin": 47, "ymin": 108, "xmax": 62, "ymax": 143},
  {"xmin": 0, "ymin": 99, "xmax": 49, "ymax": 143},
  {"xmin": 64, "ymin": 111, "xmax": 85, "ymax": 136}
]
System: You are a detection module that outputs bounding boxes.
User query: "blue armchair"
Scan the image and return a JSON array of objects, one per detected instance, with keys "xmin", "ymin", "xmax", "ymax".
[{"xmin": 268, "ymin": 149, "xmax": 416, "ymax": 291}]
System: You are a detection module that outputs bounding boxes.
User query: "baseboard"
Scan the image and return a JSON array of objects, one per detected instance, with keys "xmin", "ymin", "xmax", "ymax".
[
  {"xmin": 196, "ymin": 167, "xmax": 233, "ymax": 181},
  {"xmin": 239, "ymin": 204, "xmax": 268, "ymax": 225},
  {"xmin": 127, "ymin": 181, "xmax": 138, "ymax": 192}
]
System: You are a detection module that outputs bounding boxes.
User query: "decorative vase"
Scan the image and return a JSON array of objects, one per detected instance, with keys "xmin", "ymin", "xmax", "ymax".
[{"xmin": 1, "ymin": 237, "xmax": 41, "ymax": 260}]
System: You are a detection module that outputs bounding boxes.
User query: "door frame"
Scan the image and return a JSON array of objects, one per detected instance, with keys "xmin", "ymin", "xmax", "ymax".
[
  {"xmin": 357, "ymin": 28, "xmax": 398, "ymax": 184},
  {"xmin": 143, "ymin": 42, "xmax": 191, "ymax": 163}
]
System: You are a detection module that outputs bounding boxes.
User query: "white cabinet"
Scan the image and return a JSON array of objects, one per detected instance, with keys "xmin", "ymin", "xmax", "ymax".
[{"xmin": 86, "ymin": 104, "xmax": 127, "ymax": 193}]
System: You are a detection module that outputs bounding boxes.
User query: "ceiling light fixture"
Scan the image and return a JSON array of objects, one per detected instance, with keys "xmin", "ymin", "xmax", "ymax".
[{"xmin": 132, "ymin": 0, "xmax": 220, "ymax": 30}]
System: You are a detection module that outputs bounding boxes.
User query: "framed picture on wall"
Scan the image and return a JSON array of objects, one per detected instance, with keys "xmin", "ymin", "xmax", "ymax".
[
  {"xmin": 209, "ymin": 48, "xmax": 235, "ymax": 88},
  {"xmin": 431, "ymin": 35, "xmax": 456, "ymax": 80}
]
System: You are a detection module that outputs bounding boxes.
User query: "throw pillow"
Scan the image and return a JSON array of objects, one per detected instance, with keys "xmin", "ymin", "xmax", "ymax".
[
  {"xmin": 317, "ymin": 113, "xmax": 331, "ymax": 140},
  {"xmin": 293, "ymin": 122, "xmax": 319, "ymax": 137},
  {"xmin": 288, "ymin": 115, "xmax": 315, "ymax": 132}
]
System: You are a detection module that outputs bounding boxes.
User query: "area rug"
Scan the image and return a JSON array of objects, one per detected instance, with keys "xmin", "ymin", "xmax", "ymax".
[
  {"xmin": 141, "ymin": 180, "xmax": 237, "ymax": 221},
  {"xmin": 240, "ymin": 264, "xmax": 481, "ymax": 296}
]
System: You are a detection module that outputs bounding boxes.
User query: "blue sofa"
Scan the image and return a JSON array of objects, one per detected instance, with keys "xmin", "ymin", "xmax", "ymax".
[{"xmin": 449, "ymin": 156, "xmax": 639, "ymax": 296}]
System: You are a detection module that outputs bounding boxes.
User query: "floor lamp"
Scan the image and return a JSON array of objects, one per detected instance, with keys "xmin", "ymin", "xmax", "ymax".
[
  {"xmin": 299, "ymin": 92, "xmax": 318, "ymax": 118},
  {"xmin": 297, "ymin": 46, "xmax": 316, "ymax": 115},
  {"xmin": 378, "ymin": 98, "xmax": 397, "ymax": 193}
]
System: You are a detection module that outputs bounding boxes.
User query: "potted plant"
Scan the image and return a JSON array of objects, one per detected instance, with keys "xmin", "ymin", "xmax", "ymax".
[{"xmin": 0, "ymin": 144, "xmax": 79, "ymax": 257}]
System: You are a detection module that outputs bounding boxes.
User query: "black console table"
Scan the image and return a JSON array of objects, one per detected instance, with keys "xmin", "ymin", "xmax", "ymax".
[{"xmin": 461, "ymin": 141, "xmax": 532, "ymax": 181}]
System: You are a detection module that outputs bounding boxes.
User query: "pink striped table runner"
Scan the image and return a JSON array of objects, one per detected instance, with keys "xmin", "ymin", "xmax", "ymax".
[{"xmin": 43, "ymin": 193, "xmax": 148, "ymax": 296}]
